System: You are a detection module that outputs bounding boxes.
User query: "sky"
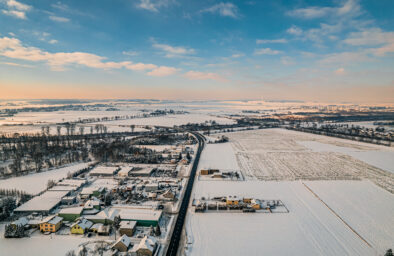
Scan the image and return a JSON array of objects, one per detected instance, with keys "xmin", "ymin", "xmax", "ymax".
[{"xmin": 0, "ymin": 0, "xmax": 393, "ymax": 103}]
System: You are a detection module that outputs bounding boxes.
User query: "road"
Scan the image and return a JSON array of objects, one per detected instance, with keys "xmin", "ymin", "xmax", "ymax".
[{"xmin": 165, "ymin": 131, "xmax": 205, "ymax": 256}]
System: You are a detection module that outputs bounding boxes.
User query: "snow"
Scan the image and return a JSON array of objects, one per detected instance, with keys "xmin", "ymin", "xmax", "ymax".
[
  {"xmin": 15, "ymin": 191, "xmax": 69, "ymax": 212},
  {"xmin": 304, "ymin": 180, "xmax": 394, "ymax": 254},
  {"xmin": 0, "ymin": 224, "xmax": 91, "ymax": 256},
  {"xmin": 298, "ymin": 140, "xmax": 394, "ymax": 174},
  {"xmin": 0, "ymin": 162, "xmax": 90, "ymax": 194},
  {"xmin": 186, "ymin": 181, "xmax": 377, "ymax": 256},
  {"xmin": 197, "ymin": 143, "xmax": 240, "ymax": 171}
]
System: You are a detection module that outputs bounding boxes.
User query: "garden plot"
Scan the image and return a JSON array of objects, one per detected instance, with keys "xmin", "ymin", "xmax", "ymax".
[
  {"xmin": 0, "ymin": 162, "xmax": 90, "ymax": 194},
  {"xmin": 226, "ymin": 129, "xmax": 394, "ymax": 193},
  {"xmin": 304, "ymin": 180, "xmax": 394, "ymax": 254},
  {"xmin": 186, "ymin": 181, "xmax": 376, "ymax": 256}
]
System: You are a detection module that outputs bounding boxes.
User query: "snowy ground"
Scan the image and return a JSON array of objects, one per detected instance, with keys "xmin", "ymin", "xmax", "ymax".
[
  {"xmin": 225, "ymin": 129, "xmax": 394, "ymax": 193},
  {"xmin": 304, "ymin": 180, "xmax": 394, "ymax": 253},
  {"xmin": 186, "ymin": 180, "xmax": 386, "ymax": 256},
  {"xmin": 0, "ymin": 162, "xmax": 90, "ymax": 194},
  {"xmin": 184, "ymin": 129, "xmax": 394, "ymax": 255}
]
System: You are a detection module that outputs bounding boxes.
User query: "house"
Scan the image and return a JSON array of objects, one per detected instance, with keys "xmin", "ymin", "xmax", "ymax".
[
  {"xmin": 80, "ymin": 187, "xmax": 105, "ymax": 199},
  {"xmin": 119, "ymin": 221, "xmax": 137, "ymax": 237},
  {"xmin": 226, "ymin": 196, "xmax": 240, "ymax": 206},
  {"xmin": 250, "ymin": 199, "xmax": 261, "ymax": 210},
  {"xmin": 61, "ymin": 196, "xmax": 76, "ymax": 205},
  {"xmin": 97, "ymin": 224, "xmax": 111, "ymax": 236},
  {"xmin": 90, "ymin": 166, "xmax": 118, "ymax": 177},
  {"xmin": 71, "ymin": 218, "xmax": 93, "ymax": 234},
  {"xmin": 39, "ymin": 216, "xmax": 63, "ymax": 233},
  {"xmin": 84, "ymin": 198, "xmax": 101, "ymax": 210},
  {"xmin": 145, "ymin": 183, "xmax": 158, "ymax": 192},
  {"xmin": 58, "ymin": 206, "xmax": 83, "ymax": 221},
  {"xmin": 160, "ymin": 190, "xmax": 175, "ymax": 200},
  {"xmin": 90, "ymin": 223, "xmax": 103, "ymax": 233},
  {"xmin": 200, "ymin": 169, "xmax": 219, "ymax": 175},
  {"xmin": 111, "ymin": 234, "xmax": 131, "ymax": 252},
  {"xmin": 84, "ymin": 208, "xmax": 119, "ymax": 225},
  {"xmin": 134, "ymin": 236, "xmax": 157, "ymax": 256},
  {"xmin": 11, "ymin": 217, "xmax": 29, "ymax": 229}
]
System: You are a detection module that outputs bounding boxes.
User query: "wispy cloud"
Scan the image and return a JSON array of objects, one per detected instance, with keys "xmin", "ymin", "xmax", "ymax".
[
  {"xmin": 286, "ymin": 25, "xmax": 302, "ymax": 36},
  {"xmin": 0, "ymin": 36, "xmax": 177, "ymax": 76},
  {"xmin": 201, "ymin": 2, "xmax": 240, "ymax": 19},
  {"xmin": 147, "ymin": 66, "xmax": 178, "ymax": 76},
  {"xmin": 287, "ymin": 0, "xmax": 360, "ymax": 19},
  {"xmin": 334, "ymin": 68, "xmax": 345, "ymax": 75},
  {"xmin": 122, "ymin": 51, "xmax": 139, "ymax": 56},
  {"xmin": 1, "ymin": 0, "xmax": 31, "ymax": 19},
  {"xmin": 49, "ymin": 15, "xmax": 70, "ymax": 22},
  {"xmin": 184, "ymin": 71, "xmax": 227, "ymax": 82},
  {"xmin": 254, "ymin": 48, "xmax": 282, "ymax": 55},
  {"xmin": 256, "ymin": 39, "xmax": 287, "ymax": 44},
  {"xmin": 136, "ymin": 0, "xmax": 175, "ymax": 13},
  {"xmin": 153, "ymin": 42, "xmax": 195, "ymax": 58}
]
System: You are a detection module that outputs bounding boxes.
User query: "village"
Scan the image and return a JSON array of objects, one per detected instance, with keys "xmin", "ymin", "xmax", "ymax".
[{"xmin": 1, "ymin": 139, "xmax": 197, "ymax": 256}]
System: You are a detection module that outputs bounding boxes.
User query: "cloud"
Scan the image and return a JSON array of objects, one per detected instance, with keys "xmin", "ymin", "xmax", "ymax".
[
  {"xmin": 256, "ymin": 39, "xmax": 287, "ymax": 44},
  {"xmin": 1, "ymin": 0, "xmax": 31, "ymax": 19},
  {"xmin": 334, "ymin": 68, "xmax": 345, "ymax": 75},
  {"xmin": 49, "ymin": 15, "xmax": 70, "ymax": 22},
  {"xmin": 184, "ymin": 71, "xmax": 227, "ymax": 82},
  {"xmin": 230, "ymin": 53, "xmax": 244, "ymax": 58},
  {"xmin": 287, "ymin": 0, "xmax": 360, "ymax": 19},
  {"xmin": 6, "ymin": 0, "xmax": 31, "ymax": 11},
  {"xmin": 344, "ymin": 28, "xmax": 394, "ymax": 56},
  {"xmin": 147, "ymin": 66, "xmax": 178, "ymax": 76},
  {"xmin": 254, "ymin": 48, "xmax": 282, "ymax": 55},
  {"xmin": 153, "ymin": 43, "xmax": 195, "ymax": 58},
  {"xmin": 0, "ymin": 36, "xmax": 176, "ymax": 75},
  {"xmin": 201, "ymin": 2, "xmax": 240, "ymax": 19},
  {"xmin": 48, "ymin": 39, "xmax": 58, "ymax": 44},
  {"xmin": 319, "ymin": 51, "xmax": 369, "ymax": 65},
  {"xmin": 286, "ymin": 25, "xmax": 302, "ymax": 36},
  {"xmin": 122, "ymin": 51, "xmax": 139, "ymax": 56},
  {"xmin": 0, "ymin": 61, "xmax": 32, "ymax": 68},
  {"xmin": 136, "ymin": 0, "xmax": 175, "ymax": 12},
  {"xmin": 2, "ymin": 9, "xmax": 25, "ymax": 19}
]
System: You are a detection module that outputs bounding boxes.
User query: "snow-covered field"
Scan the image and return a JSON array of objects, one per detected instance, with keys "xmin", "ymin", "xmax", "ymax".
[
  {"xmin": 225, "ymin": 129, "xmax": 394, "ymax": 192},
  {"xmin": 0, "ymin": 162, "xmax": 90, "ymax": 194},
  {"xmin": 304, "ymin": 180, "xmax": 394, "ymax": 253},
  {"xmin": 186, "ymin": 180, "xmax": 386, "ymax": 256},
  {"xmin": 91, "ymin": 113, "xmax": 235, "ymax": 127},
  {"xmin": 185, "ymin": 129, "xmax": 394, "ymax": 255}
]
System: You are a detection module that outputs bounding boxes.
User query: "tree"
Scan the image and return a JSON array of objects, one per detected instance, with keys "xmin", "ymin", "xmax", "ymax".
[
  {"xmin": 385, "ymin": 249, "xmax": 393, "ymax": 256},
  {"xmin": 65, "ymin": 250, "xmax": 76, "ymax": 256},
  {"xmin": 154, "ymin": 225, "xmax": 161, "ymax": 236},
  {"xmin": 112, "ymin": 215, "xmax": 121, "ymax": 240}
]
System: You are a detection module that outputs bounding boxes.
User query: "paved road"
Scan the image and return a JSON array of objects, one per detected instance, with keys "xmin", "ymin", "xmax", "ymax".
[{"xmin": 165, "ymin": 131, "xmax": 205, "ymax": 256}]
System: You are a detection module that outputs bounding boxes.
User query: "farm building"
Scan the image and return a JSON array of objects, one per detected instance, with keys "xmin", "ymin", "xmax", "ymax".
[
  {"xmin": 14, "ymin": 190, "xmax": 69, "ymax": 214},
  {"xmin": 58, "ymin": 206, "xmax": 84, "ymax": 221},
  {"xmin": 80, "ymin": 187, "xmax": 105, "ymax": 199},
  {"xmin": 111, "ymin": 234, "xmax": 131, "ymax": 252},
  {"xmin": 226, "ymin": 196, "xmax": 240, "ymax": 206},
  {"xmin": 119, "ymin": 221, "xmax": 137, "ymax": 237},
  {"xmin": 111, "ymin": 206, "xmax": 162, "ymax": 227},
  {"xmin": 129, "ymin": 167, "xmax": 154, "ymax": 177},
  {"xmin": 84, "ymin": 208, "xmax": 119, "ymax": 225},
  {"xmin": 118, "ymin": 167, "xmax": 133, "ymax": 177},
  {"xmin": 39, "ymin": 216, "xmax": 63, "ymax": 233},
  {"xmin": 90, "ymin": 166, "xmax": 118, "ymax": 177},
  {"xmin": 200, "ymin": 169, "xmax": 219, "ymax": 175},
  {"xmin": 70, "ymin": 218, "xmax": 93, "ymax": 234}
]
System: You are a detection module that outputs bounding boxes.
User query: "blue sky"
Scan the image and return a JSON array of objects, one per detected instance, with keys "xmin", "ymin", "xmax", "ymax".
[{"xmin": 0, "ymin": 0, "xmax": 393, "ymax": 102}]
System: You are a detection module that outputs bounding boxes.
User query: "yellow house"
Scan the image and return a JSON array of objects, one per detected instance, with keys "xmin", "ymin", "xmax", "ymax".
[
  {"xmin": 39, "ymin": 216, "xmax": 63, "ymax": 233},
  {"xmin": 251, "ymin": 199, "xmax": 261, "ymax": 210},
  {"xmin": 71, "ymin": 218, "xmax": 93, "ymax": 235},
  {"xmin": 226, "ymin": 196, "xmax": 240, "ymax": 206}
]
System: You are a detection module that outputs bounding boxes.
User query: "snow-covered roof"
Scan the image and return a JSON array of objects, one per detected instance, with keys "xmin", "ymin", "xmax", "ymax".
[
  {"xmin": 110, "ymin": 206, "xmax": 162, "ymax": 222},
  {"xmin": 12, "ymin": 217, "xmax": 28, "ymax": 226},
  {"xmin": 49, "ymin": 185, "xmax": 76, "ymax": 192},
  {"xmin": 15, "ymin": 190, "xmax": 69, "ymax": 212},
  {"xmin": 72, "ymin": 218, "xmax": 93, "ymax": 230},
  {"xmin": 112, "ymin": 234, "xmax": 131, "ymax": 248},
  {"xmin": 119, "ymin": 220, "xmax": 137, "ymax": 230},
  {"xmin": 90, "ymin": 166, "xmax": 117, "ymax": 176},
  {"xmin": 136, "ymin": 236, "xmax": 157, "ymax": 253},
  {"xmin": 46, "ymin": 216, "xmax": 63, "ymax": 225},
  {"xmin": 58, "ymin": 206, "xmax": 83, "ymax": 215}
]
